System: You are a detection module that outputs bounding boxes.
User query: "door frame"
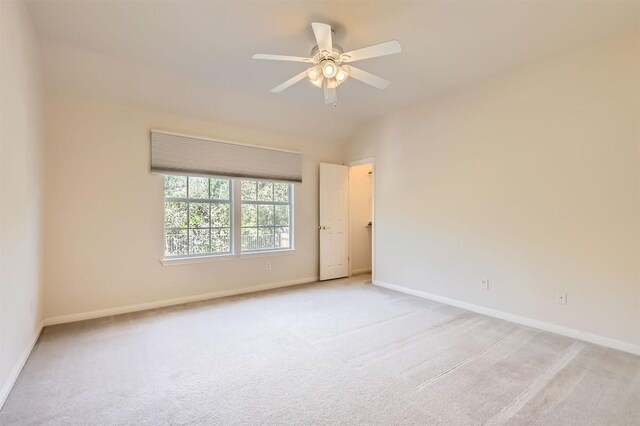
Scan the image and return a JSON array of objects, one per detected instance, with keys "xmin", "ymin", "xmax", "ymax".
[{"xmin": 347, "ymin": 157, "xmax": 375, "ymax": 283}]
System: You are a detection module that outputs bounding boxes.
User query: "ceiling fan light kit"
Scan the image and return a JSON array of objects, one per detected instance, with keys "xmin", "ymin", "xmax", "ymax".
[{"xmin": 253, "ymin": 22, "xmax": 401, "ymax": 106}]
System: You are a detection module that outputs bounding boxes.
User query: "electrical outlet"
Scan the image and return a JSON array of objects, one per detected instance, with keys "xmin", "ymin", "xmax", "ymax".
[
  {"xmin": 266, "ymin": 261, "xmax": 271, "ymax": 271},
  {"xmin": 556, "ymin": 291, "xmax": 567, "ymax": 305},
  {"xmin": 481, "ymin": 279, "xmax": 489, "ymax": 290}
]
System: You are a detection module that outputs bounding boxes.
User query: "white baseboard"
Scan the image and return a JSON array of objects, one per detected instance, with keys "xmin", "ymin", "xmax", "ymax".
[
  {"xmin": 0, "ymin": 322, "xmax": 43, "ymax": 410},
  {"xmin": 43, "ymin": 276, "xmax": 319, "ymax": 326},
  {"xmin": 373, "ymin": 279, "xmax": 640, "ymax": 356},
  {"xmin": 351, "ymin": 268, "xmax": 372, "ymax": 276}
]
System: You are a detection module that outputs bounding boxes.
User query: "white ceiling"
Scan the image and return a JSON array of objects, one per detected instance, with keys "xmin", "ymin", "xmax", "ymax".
[{"xmin": 27, "ymin": 0, "xmax": 640, "ymax": 141}]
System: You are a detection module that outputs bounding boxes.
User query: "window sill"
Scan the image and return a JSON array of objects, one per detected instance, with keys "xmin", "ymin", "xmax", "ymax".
[
  {"xmin": 238, "ymin": 248, "xmax": 296, "ymax": 259},
  {"xmin": 161, "ymin": 249, "xmax": 296, "ymax": 266},
  {"xmin": 161, "ymin": 253, "xmax": 235, "ymax": 266}
]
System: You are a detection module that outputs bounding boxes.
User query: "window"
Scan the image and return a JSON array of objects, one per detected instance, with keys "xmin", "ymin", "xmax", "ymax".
[
  {"xmin": 240, "ymin": 180, "xmax": 292, "ymax": 252},
  {"xmin": 164, "ymin": 176, "xmax": 232, "ymax": 257},
  {"xmin": 163, "ymin": 175, "xmax": 293, "ymax": 258}
]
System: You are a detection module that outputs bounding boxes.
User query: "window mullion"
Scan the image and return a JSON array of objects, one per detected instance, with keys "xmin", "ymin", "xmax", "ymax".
[
  {"xmin": 232, "ymin": 179, "xmax": 242, "ymax": 254},
  {"xmin": 205, "ymin": 178, "xmax": 209, "ymax": 253},
  {"xmin": 186, "ymin": 178, "xmax": 190, "ymax": 255}
]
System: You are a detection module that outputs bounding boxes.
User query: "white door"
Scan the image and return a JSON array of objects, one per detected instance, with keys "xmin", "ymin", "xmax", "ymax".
[{"xmin": 319, "ymin": 163, "xmax": 349, "ymax": 280}]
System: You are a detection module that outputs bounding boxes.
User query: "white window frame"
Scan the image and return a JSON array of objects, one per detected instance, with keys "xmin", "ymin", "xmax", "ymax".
[
  {"xmin": 237, "ymin": 179, "xmax": 295, "ymax": 253},
  {"xmin": 162, "ymin": 175, "xmax": 294, "ymax": 263},
  {"xmin": 164, "ymin": 176, "xmax": 234, "ymax": 259}
]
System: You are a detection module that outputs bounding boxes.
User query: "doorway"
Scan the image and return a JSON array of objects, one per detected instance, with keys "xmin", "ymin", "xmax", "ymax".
[
  {"xmin": 318, "ymin": 160, "xmax": 374, "ymax": 281},
  {"xmin": 348, "ymin": 159, "xmax": 374, "ymax": 279}
]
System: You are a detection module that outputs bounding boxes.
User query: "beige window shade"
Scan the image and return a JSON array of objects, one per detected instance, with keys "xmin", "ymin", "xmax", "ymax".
[{"xmin": 150, "ymin": 130, "xmax": 302, "ymax": 183}]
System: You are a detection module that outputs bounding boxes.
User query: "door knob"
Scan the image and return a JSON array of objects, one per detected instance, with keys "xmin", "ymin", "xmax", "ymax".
[{"xmin": 318, "ymin": 226, "xmax": 331, "ymax": 230}]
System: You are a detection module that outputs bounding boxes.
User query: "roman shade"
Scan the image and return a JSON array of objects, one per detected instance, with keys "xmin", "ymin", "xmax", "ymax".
[{"xmin": 150, "ymin": 130, "xmax": 302, "ymax": 183}]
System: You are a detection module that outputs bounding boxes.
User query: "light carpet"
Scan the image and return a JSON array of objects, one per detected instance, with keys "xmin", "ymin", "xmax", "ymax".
[{"xmin": 1, "ymin": 275, "xmax": 639, "ymax": 425}]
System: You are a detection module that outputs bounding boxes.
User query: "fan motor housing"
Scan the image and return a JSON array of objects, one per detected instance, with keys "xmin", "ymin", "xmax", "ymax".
[{"xmin": 310, "ymin": 44, "xmax": 344, "ymax": 62}]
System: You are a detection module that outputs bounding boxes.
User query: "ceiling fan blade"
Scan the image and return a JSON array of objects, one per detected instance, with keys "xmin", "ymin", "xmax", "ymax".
[
  {"xmin": 270, "ymin": 70, "xmax": 309, "ymax": 93},
  {"xmin": 311, "ymin": 22, "xmax": 333, "ymax": 54},
  {"xmin": 341, "ymin": 40, "xmax": 401, "ymax": 63},
  {"xmin": 253, "ymin": 54, "xmax": 311, "ymax": 63},
  {"xmin": 323, "ymin": 80, "xmax": 337, "ymax": 105},
  {"xmin": 347, "ymin": 66, "xmax": 390, "ymax": 90}
]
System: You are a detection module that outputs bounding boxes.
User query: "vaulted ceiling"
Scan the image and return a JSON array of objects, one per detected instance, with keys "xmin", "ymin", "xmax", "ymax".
[{"xmin": 27, "ymin": 0, "xmax": 640, "ymax": 140}]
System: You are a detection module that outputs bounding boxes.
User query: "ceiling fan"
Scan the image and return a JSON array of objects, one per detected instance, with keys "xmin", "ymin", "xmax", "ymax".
[{"xmin": 253, "ymin": 23, "xmax": 401, "ymax": 106}]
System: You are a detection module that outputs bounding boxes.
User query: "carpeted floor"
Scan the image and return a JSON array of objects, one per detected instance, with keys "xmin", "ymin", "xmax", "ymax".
[{"xmin": 1, "ymin": 275, "xmax": 639, "ymax": 425}]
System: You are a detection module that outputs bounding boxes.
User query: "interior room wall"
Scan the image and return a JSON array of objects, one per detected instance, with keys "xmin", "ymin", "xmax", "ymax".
[
  {"xmin": 346, "ymin": 29, "xmax": 640, "ymax": 351},
  {"xmin": 349, "ymin": 163, "xmax": 372, "ymax": 275},
  {"xmin": 43, "ymin": 94, "xmax": 344, "ymax": 322},
  {"xmin": 0, "ymin": 0, "xmax": 45, "ymax": 405}
]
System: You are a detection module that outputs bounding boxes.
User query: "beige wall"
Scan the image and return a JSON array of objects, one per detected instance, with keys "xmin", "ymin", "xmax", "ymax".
[
  {"xmin": 43, "ymin": 95, "xmax": 343, "ymax": 320},
  {"xmin": 0, "ymin": 0, "xmax": 44, "ymax": 404},
  {"xmin": 347, "ymin": 29, "xmax": 640, "ymax": 348},
  {"xmin": 349, "ymin": 164, "xmax": 372, "ymax": 275}
]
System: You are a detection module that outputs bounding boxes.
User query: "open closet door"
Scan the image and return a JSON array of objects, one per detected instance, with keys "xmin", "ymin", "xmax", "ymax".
[{"xmin": 319, "ymin": 163, "xmax": 349, "ymax": 280}]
